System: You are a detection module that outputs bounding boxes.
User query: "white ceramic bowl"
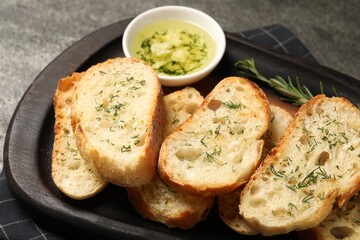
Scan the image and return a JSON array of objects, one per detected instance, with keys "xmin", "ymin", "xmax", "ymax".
[{"xmin": 122, "ymin": 5, "xmax": 226, "ymax": 87}]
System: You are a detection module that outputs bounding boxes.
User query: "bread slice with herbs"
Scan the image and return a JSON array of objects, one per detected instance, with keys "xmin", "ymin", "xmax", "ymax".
[
  {"xmin": 218, "ymin": 188, "xmax": 258, "ymax": 235},
  {"xmin": 218, "ymin": 104, "xmax": 293, "ymax": 235},
  {"xmin": 127, "ymin": 87, "xmax": 213, "ymax": 230},
  {"xmin": 261, "ymin": 105, "xmax": 295, "ymax": 158},
  {"xmin": 158, "ymin": 77, "xmax": 270, "ymax": 196},
  {"xmin": 71, "ymin": 58, "xmax": 164, "ymax": 187},
  {"xmin": 298, "ymin": 194, "xmax": 360, "ymax": 240},
  {"xmin": 127, "ymin": 173, "xmax": 214, "ymax": 229},
  {"xmin": 239, "ymin": 95, "xmax": 360, "ymax": 236},
  {"xmin": 163, "ymin": 87, "xmax": 204, "ymax": 138},
  {"xmin": 52, "ymin": 72, "xmax": 108, "ymax": 200}
]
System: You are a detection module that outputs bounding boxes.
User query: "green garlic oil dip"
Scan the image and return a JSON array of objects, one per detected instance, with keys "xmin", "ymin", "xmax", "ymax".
[{"xmin": 131, "ymin": 19, "xmax": 216, "ymax": 76}]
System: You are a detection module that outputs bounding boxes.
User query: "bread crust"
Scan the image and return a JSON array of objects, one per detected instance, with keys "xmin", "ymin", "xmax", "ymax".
[
  {"xmin": 71, "ymin": 58, "xmax": 164, "ymax": 187},
  {"xmin": 239, "ymin": 95, "xmax": 360, "ymax": 236},
  {"xmin": 158, "ymin": 77, "xmax": 270, "ymax": 196}
]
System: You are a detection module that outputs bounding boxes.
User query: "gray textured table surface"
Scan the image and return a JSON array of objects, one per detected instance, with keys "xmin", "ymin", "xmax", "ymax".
[{"xmin": 1, "ymin": 0, "xmax": 359, "ymax": 172}]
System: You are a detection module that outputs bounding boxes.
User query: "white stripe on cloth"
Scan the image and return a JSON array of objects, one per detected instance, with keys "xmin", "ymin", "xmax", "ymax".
[
  {"xmin": 0, "ymin": 198, "xmax": 15, "ymax": 205},
  {"xmin": 258, "ymin": 26, "xmax": 289, "ymax": 53},
  {"xmin": 0, "ymin": 225, "xmax": 10, "ymax": 240},
  {"xmin": 246, "ymin": 24, "xmax": 281, "ymax": 40}
]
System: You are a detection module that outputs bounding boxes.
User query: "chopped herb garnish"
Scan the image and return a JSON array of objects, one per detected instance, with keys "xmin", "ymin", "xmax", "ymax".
[
  {"xmin": 222, "ymin": 101, "xmax": 243, "ymax": 110},
  {"xmin": 214, "ymin": 125, "xmax": 221, "ymax": 137},
  {"xmin": 269, "ymin": 165, "xmax": 285, "ymax": 178},
  {"xmin": 171, "ymin": 115, "xmax": 179, "ymax": 124},
  {"xmin": 200, "ymin": 135, "xmax": 207, "ymax": 147},
  {"xmin": 205, "ymin": 146, "xmax": 224, "ymax": 165},
  {"xmin": 317, "ymin": 192, "xmax": 327, "ymax": 200},
  {"xmin": 121, "ymin": 145, "xmax": 131, "ymax": 152},
  {"xmin": 302, "ymin": 190, "xmax": 314, "ymax": 204},
  {"xmin": 234, "ymin": 58, "xmax": 358, "ymax": 107}
]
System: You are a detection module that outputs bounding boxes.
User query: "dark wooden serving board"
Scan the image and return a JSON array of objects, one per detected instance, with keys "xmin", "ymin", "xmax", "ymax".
[{"xmin": 3, "ymin": 19, "xmax": 360, "ymax": 240}]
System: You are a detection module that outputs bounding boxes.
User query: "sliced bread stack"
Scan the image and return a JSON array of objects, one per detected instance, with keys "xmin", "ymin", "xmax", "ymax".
[
  {"xmin": 52, "ymin": 57, "xmax": 164, "ymax": 199},
  {"xmin": 127, "ymin": 87, "xmax": 214, "ymax": 229},
  {"xmin": 127, "ymin": 78, "xmax": 274, "ymax": 229},
  {"xmin": 52, "ymin": 59, "xmax": 360, "ymax": 236},
  {"xmin": 218, "ymin": 104, "xmax": 294, "ymax": 235},
  {"xmin": 52, "ymin": 72, "xmax": 108, "ymax": 200}
]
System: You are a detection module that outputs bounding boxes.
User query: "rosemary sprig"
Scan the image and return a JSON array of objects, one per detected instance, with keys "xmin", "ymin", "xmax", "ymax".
[{"xmin": 234, "ymin": 58, "xmax": 313, "ymax": 106}]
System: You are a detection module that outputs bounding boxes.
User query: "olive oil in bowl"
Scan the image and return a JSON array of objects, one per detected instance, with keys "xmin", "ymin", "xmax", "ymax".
[{"xmin": 131, "ymin": 19, "xmax": 216, "ymax": 77}]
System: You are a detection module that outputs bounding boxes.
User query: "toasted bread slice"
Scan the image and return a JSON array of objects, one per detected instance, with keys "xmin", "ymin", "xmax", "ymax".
[
  {"xmin": 239, "ymin": 95, "xmax": 360, "ymax": 236},
  {"xmin": 127, "ymin": 173, "xmax": 214, "ymax": 230},
  {"xmin": 127, "ymin": 87, "xmax": 213, "ymax": 229},
  {"xmin": 262, "ymin": 105, "xmax": 295, "ymax": 158},
  {"xmin": 218, "ymin": 188, "xmax": 257, "ymax": 235},
  {"xmin": 158, "ymin": 77, "xmax": 270, "ymax": 196},
  {"xmin": 71, "ymin": 58, "xmax": 164, "ymax": 187},
  {"xmin": 218, "ymin": 105, "xmax": 293, "ymax": 235},
  {"xmin": 52, "ymin": 72, "xmax": 107, "ymax": 200},
  {"xmin": 298, "ymin": 194, "xmax": 360, "ymax": 240},
  {"xmin": 163, "ymin": 87, "xmax": 204, "ymax": 138}
]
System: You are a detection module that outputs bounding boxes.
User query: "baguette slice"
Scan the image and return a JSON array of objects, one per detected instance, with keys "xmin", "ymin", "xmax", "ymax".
[
  {"xmin": 163, "ymin": 87, "xmax": 204, "ymax": 138},
  {"xmin": 239, "ymin": 95, "xmax": 360, "ymax": 236},
  {"xmin": 158, "ymin": 77, "xmax": 270, "ymax": 196},
  {"xmin": 218, "ymin": 188, "xmax": 257, "ymax": 235},
  {"xmin": 52, "ymin": 73, "xmax": 108, "ymax": 200},
  {"xmin": 298, "ymin": 194, "xmax": 360, "ymax": 240},
  {"xmin": 263, "ymin": 105, "xmax": 295, "ymax": 152},
  {"xmin": 127, "ymin": 174, "xmax": 214, "ymax": 230},
  {"xmin": 218, "ymin": 105, "xmax": 293, "ymax": 235},
  {"xmin": 127, "ymin": 87, "xmax": 213, "ymax": 230},
  {"xmin": 71, "ymin": 58, "xmax": 164, "ymax": 187}
]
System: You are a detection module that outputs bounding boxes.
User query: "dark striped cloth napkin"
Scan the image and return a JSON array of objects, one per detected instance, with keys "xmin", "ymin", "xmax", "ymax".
[{"xmin": 0, "ymin": 24, "xmax": 316, "ymax": 240}]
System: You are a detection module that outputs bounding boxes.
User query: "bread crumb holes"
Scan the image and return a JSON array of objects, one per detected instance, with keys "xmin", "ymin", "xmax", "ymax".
[
  {"xmin": 186, "ymin": 103, "xmax": 199, "ymax": 114},
  {"xmin": 330, "ymin": 227, "xmax": 355, "ymax": 239},
  {"xmin": 236, "ymin": 86, "xmax": 244, "ymax": 92},
  {"xmin": 249, "ymin": 198, "xmax": 266, "ymax": 207},
  {"xmin": 67, "ymin": 161, "xmax": 81, "ymax": 170},
  {"xmin": 315, "ymin": 107, "xmax": 324, "ymax": 115},
  {"xmin": 207, "ymin": 99, "xmax": 222, "ymax": 111},
  {"xmin": 175, "ymin": 147, "xmax": 202, "ymax": 161},
  {"xmin": 306, "ymin": 109, "xmax": 313, "ymax": 116},
  {"xmin": 250, "ymin": 184, "xmax": 260, "ymax": 195},
  {"xmin": 317, "ymin": 151, "xmax": 330, "ymax": 165}
]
